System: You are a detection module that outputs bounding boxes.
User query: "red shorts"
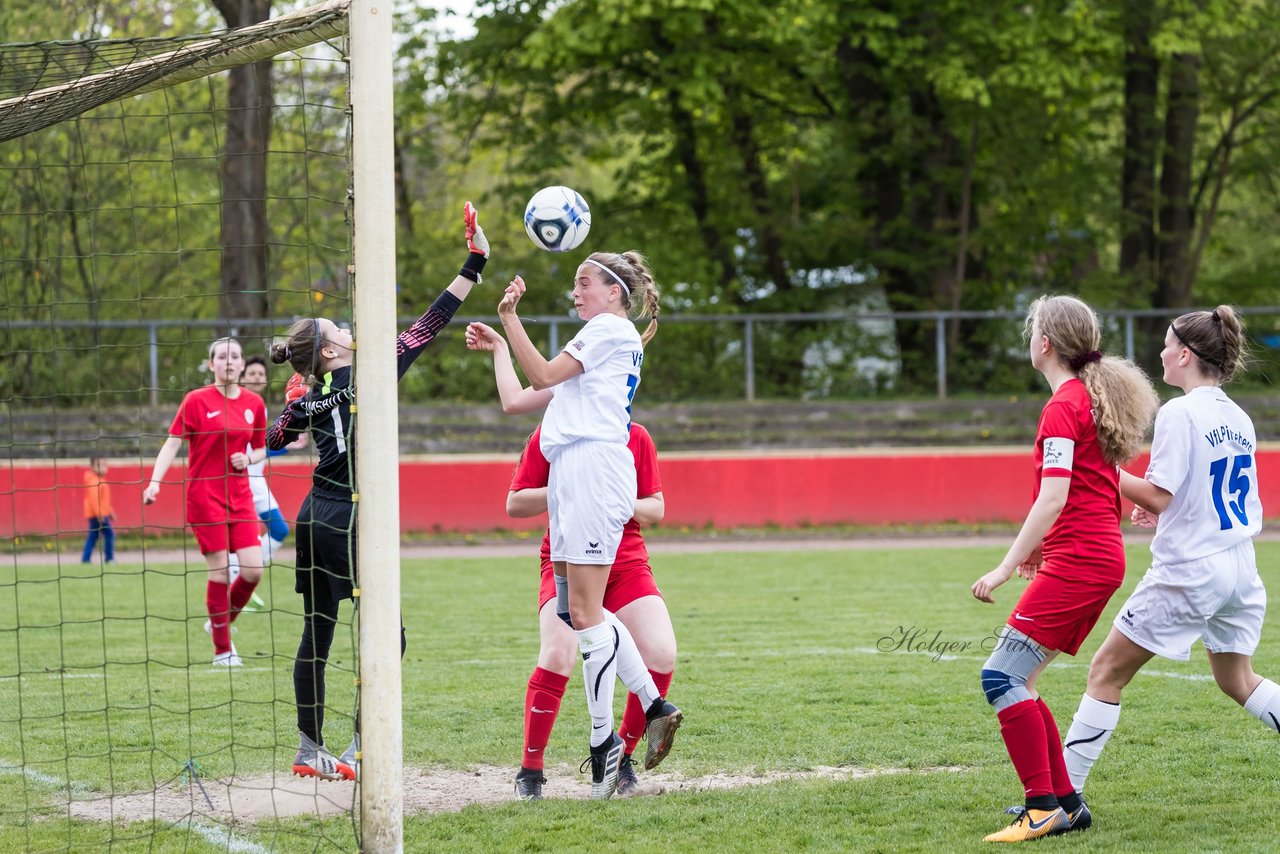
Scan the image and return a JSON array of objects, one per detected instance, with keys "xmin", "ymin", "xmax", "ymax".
[
  {"xmin": 1007, "ymin": 566, "xmax": 1122, "ymax": 656},
  {"xmin": 537, "ymin": 562, "xmax": 663, "ymax": 614},
  {"xmin": 190, "ymin": 518, "xmax": 261, "ymax": 556}
]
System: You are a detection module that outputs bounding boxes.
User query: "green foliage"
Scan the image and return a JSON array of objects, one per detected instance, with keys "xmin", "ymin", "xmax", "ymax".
[{"xmin": 4, "ymin": 0, "xmax": 1280, "ymax": 406}]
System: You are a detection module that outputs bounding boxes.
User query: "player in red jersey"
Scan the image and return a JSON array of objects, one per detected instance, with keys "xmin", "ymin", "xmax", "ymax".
[
  {"xmin": 970, "ymin": 295, "xmax": 1157, "ymax": 843},
  {"xmin": 466, "ymin": 321, "xmax": 678, "ymax": 802},
  {"xmin": 144, "ymin": 337, "xmax": 268, "ymax": 666}
]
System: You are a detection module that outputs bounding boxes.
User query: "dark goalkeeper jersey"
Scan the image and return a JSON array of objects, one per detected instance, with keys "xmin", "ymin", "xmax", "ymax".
[{"xmin": 266, "ymin": 290, "xmax": 463, "ymax": 495}]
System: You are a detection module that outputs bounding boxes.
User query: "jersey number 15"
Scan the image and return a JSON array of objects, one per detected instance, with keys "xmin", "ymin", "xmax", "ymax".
[{"xmin": 1208, "ymin": 454, "xmax": 1252, "ymax": 531}]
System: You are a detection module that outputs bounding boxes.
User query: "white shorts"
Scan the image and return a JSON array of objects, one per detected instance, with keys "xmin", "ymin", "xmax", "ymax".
[
  {"xmin": 546, "ymin": 439, "xmax": 635, "ymax": 565},
  {"xmin": 249, "ymin": 475, "xmax": 279, "ymax": 516},
  {"xmin": 1114, "ymin": 539, "xmax": 1266, "ymax": 660}
]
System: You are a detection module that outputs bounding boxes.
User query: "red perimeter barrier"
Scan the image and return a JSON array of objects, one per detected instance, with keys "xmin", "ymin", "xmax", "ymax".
[{"xmin": 4, "ymin": 446, "xmax": 1280, "ymax": 539}]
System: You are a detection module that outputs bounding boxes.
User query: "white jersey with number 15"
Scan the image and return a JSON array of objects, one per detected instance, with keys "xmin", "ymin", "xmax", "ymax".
[{"xmin": 1146, "ymin": 385, "xmax": 1262, "ymax": 566}]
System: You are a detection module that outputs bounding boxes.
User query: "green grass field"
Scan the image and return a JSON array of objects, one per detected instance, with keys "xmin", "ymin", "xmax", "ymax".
[{"xmin": 1, "ymin": 541, "xmax": 1279, "ymax": 852}]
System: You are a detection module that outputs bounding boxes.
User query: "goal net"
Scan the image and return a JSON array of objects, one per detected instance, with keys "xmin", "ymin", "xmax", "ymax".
[{"xmin": 0, "ymin": 2, "xmax": 399, "ymax": 850}]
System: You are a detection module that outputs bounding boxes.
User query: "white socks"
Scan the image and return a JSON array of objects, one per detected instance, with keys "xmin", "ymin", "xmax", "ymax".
[
  {"xmin": 605, "ymin": 611, "xmax": 660, "ymax": 709},
  {"xmin": 260, "ymin": 533, "xmax": 284, "ymax": 563},
  {"xmin": 576, "ymin": 621, "xmax": 618, "ymax": 748},
  {"xmin": 228, "ymin": 554, "xmax": 241, "ymax": 583},
  {"xmin": 1244, "ymin": 678, "xmax": 1280, "ymax": 734},
  {"xmin": 1063, "ymin": 693, "xmax": 1121, "ymax": 793}
]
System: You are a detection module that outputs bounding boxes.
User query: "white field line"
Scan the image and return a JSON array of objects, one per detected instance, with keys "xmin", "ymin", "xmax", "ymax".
[
  {"xmin": 185, "ymin": 819, "xmax": 271, "ymax": 854},
  {"xmin": 0, "ymin": 667, "xmax": 274, "ymax": 681},
  {"xmin": 849, "ymin": 645, "xmax": 1215, "ymax": 681},
  {"xmin": 0, "ymin": 764, "xmax": 269, "ymax": 852}
]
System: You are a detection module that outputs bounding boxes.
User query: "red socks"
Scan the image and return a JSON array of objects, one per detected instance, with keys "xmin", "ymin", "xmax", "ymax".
[
  {"xmin": 996, "ymin": 699, "xmax": 1054, "ymax": 800},
  {"xmin": 228, "ymin": 575, "xmax": 259, "ymax": 621},
  {"xmin": 205, "ymin": 580, "xmax": 232, "ymax": 654},
  {"xmin": 1036, "ymin": 697, "xmax": 1078, "ymax": 803},
  {"xmin": 522, "ymin": 667, "xmax": 568, "ymax": 771},
  {"xmin": 622, "ymin": 669, "xmax": 673, "ymax": 754}
]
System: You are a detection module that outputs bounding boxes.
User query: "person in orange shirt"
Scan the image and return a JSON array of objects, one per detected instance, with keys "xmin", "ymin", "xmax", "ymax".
[{"xmin": 81, "ymin": 456, "xmax": 115, "ymax": 564}]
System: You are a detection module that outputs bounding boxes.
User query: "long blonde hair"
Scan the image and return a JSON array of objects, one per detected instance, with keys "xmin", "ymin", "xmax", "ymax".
[
  {"xmin": 585, "ymin": 251, "xmax": 661, "ymax": 345},
  {"xmin": 1026, "ymin": 295, "xmax": 1159, "ymax": 465}
]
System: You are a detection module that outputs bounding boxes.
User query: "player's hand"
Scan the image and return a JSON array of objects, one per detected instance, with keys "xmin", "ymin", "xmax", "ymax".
[
  {"xmin": 464, "ymin": 201, "xmax": 489, "ymax": 258},
  {"xmin": 143, "ymin": 483, "xmax": 160, "ymax": 505},
  {"xmin": 1130, "ymin": 506, "xmax": 1159, "ymax": 528},
  {"xmin": 465, "ymin": 321, "xmax": 506, "ymax": 352},
  {"xmin": 285, "ymin": 372, "xmax": 307, "ymax": 404},
  {"xmin": 972, "ymin": 564, "xmax": 1015, "ymax": 604},
  {"xmin": 1016, "ymin": 542, "xmax": 1043, "ymax": 579},
  {"xmin": 498, "ymin": 276, "xmax": 525, "ymax": 318},
  {"xmin": 230, "ymin": 451, "xmax": 249, "ymax": 471}
]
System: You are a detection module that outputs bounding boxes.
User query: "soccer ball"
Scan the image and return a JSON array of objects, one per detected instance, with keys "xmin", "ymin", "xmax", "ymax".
[{"xmin": 523, "ymin": 186, "xmax": 591, "ymax": 253}]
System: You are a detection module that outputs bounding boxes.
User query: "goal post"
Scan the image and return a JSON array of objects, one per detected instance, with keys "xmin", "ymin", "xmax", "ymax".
[
  {"xmin": 0, "ymin": 0, "xmax": 406, "ymax": 847},
  {"xmin": 348, "ymin": 0, "xmax": 404, "ymax": 850}
]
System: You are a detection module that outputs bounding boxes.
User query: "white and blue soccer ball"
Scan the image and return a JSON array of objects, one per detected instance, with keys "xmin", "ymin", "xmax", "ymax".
[{"xmin": 523, "ymin": 186, "xmax": 591, "ymax": 253}]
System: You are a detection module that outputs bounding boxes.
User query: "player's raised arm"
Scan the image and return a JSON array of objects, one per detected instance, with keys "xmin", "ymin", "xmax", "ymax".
[{"xmin": 391, "ymin": 202, "xmax": 489, "ymax": 379}]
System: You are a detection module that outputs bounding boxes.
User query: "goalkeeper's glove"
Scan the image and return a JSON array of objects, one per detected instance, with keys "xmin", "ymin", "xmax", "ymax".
[
  {"xmin": 464, "ymin": 201, "xmax": 489, "ymax": 258},
  {"xmin": 285, "ymin": 372, "xmax": 308, "ymax": 404}
]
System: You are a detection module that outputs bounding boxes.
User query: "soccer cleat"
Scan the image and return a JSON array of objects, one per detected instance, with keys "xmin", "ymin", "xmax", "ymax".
[
  {"xmin": 615, "ymin": 754, "xmax": 639, "ymax": 797},
  {"xmin": 339, "ymin": 734, "xmax": 360, "ymax": 782},
  {"xmin": 292, "ymin": 733, "xmax": 355, "ymax": 782},
  {"xmin": 514, "ymin": 767, "xmax": 546, "ymax": 801},
  {"xmin": 1057, "ymin": 801, "xmax": 1092, "ymax": 833},
  {"xmin": 984, "ymin": 806, "xmax": 1069, "ymax": 843},
  {"xmin": 579, "ymin": 732, "xmax": 625, "ymax": 800},
  {"xmin": 249, "ymin": 592, "xmax": 267, "ymax": 609},
  {"xmin": 211, "ymin": 650, "xmax": 242, "ymax": 667},
  {"xmin": 642, "ymin": 698, "xmax": 683, "ymax": 770},
  {"xmin": 1003, "ymin": 801, "xmax": 1092, "ymax": 835}
]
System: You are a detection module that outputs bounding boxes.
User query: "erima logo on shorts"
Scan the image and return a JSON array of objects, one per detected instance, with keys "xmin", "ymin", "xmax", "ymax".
[
  {"xmin": 1119, "ymin": 608, "xmax": 1136, "ymax": 627},
  {"xmin": 585, "ymin": 540, "xmax": 603, "ymax": 556}
]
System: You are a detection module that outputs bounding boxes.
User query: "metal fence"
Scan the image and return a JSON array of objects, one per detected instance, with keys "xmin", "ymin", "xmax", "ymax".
[{"xmin": 6, "ymin": 305, "xmax": 1279, "ymax": 404}]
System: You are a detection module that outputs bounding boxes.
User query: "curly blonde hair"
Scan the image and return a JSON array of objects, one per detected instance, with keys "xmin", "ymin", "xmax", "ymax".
[
  {"xmin": 585, "ymin": 251, "xmax": 661, "ymax": 345},
  {"xmin": 1026, "ymin": 295, "xmax": 1159, "ymax": 465}
]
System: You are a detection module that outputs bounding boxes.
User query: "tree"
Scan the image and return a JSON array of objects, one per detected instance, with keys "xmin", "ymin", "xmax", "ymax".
[{"xmin": 210, "ymin": 0, "xmax": 273, "ymax": 321}]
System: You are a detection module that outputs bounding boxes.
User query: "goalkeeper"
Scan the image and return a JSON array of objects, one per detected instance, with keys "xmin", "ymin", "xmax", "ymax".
[{"xmin": 266, "ymin": 201, "xmax": 489, "ymax": 781}]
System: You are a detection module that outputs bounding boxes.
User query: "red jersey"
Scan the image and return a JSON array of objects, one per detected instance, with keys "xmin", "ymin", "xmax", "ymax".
[
  {"xmin": 169, "ymin": 385, "xmax": 266, "ymax": 523},
  {"xmin": 1034, "ymin": 378, "xmax": 1124, "ymax": 584},
  {"xmin": 511, "ymin": 423, "xmax": 662, "ymax": 571}
]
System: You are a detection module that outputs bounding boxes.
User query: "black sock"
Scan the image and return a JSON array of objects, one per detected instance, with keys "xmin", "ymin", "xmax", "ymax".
[
  {"xmin": 1025, "ymin": 795, "xmax": 1059, "ymax": 812},
  {"xmin": 1057, "ymin": 790, "xmax": 1083, "ymax": 814}
]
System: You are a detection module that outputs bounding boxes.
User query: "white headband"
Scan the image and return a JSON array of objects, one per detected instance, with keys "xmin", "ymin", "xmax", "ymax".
[{"xmin": 583, "ymin": 258, "xmax": 629, "ymax": 292}]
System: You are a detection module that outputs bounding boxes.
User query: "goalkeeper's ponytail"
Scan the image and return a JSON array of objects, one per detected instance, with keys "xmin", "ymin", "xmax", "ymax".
[{"xmin": 271, "ymin": 317, "xmax": 324, "ymax": 381}]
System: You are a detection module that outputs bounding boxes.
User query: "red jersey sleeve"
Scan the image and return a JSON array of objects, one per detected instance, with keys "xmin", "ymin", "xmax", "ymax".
[
  {"xmin": 168, "ymin": 392, "xmax": 194, "ymax": 439},
  {"xmin": 1036, "ymin": 397, "xmax": 1081, "ymax": 479},
  {"xmin": 628, "ymin": 424, "xmax": 663, "ymax": 497},
  {"xmin": 510, "ymin": 427, "xmax": 550, "ymax": 492}
]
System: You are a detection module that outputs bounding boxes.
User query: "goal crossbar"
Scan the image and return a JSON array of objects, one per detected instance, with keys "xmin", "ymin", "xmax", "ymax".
[{"xmin": 0, "ymin": 0, "xmax": 349, "ymax": 143}]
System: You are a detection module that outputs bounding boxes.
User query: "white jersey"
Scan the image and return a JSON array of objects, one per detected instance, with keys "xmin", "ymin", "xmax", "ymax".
[
  {"xmin": 539, "ymin": 313, "xmax": 642, "ymax": 459},
  {"xmin": 245, "ymin": 444, "xmax": 277, "ymax": 514},
  {"xmin": 1146, "ymin": 385, "xmax": 1262, "ymax": 565}
]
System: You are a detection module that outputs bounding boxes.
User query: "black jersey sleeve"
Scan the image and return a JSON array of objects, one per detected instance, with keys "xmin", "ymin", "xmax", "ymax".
[
  {"xmin": 395, "ymin": 290, "xmax": 464, "ymax": 379},
  {"xmin": 266, "ymin": 396, "xmax": 310, "ymax": 451}
]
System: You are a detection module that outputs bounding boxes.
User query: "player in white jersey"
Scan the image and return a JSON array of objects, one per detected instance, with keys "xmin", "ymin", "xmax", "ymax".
[
  {"xmin": 493, "ymin": 251, "xmax": 682, "ymax": 800},
  {"xmin": 240, "ymin": 356, "xmax": 308, "ymax": 565},
  {"xmin": 1063, "ymin": 305, "xmax": 1280, "ymax": 822}
]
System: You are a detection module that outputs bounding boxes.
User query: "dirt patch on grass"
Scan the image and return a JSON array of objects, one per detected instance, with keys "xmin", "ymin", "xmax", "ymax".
[{"xmin": 67, "ymin": 763, "xmax": 965, "ymax": 824}]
